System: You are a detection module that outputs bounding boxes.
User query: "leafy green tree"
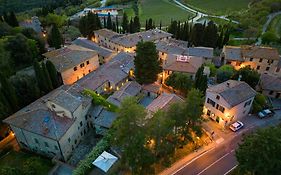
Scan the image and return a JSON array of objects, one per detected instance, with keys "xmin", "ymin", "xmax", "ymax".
[
  {"xmin": 0, "ymin": 166, "xmax": 21, "ymax": 175},
  {"xmin": 232, "ymin": 66, "xmax": 260, "ymax": 88},
  {"xmin": 10, "ymin": 74, "xmax": 40, "ymax": 108},
  {"xmin": 165, "ymin": 72, "xmax": 193, "ymax": 94},
  {"xmin": 205, "ymin": 63, "xmax": 217, "ymax": 77},
  {"xmin": 147, "ymin": 110, "xmax": 176, "ymax": 166},
  {"xmin": 122, "ymin": 12, "xmax": 129, "ymax": 33},
  {"xmin": 194, "ymin": 65, "xmax": 208, "ymax": 93},
  {"xmin": 261, "ymin": 31, "xmax": 279, "ymax": 44},
  {"xmin": 0, "ymin": 22, "xmax": 12, "ymax": 37},
  {"xmin": 45, "ymin": 13, "xmax": 67, "ymax": 28},
  {"xmin": 216, "ymin": 65, "xmax": 235, "ymax": 83},
  {"xmin": 0, "ymin": 40, "xmax": 13, "ymax": 76},
  {"xmin": 0, "ymin": 73, "xmax": 18, "ymax": 110},
  {"xmin": 5, "ymin": 34, "xmax": 34, "ymax": 68},
  {"xmin": 252, "ymin": 93, "xmax": 267, "ymax": 113},
  {"xmin": 0, "ymin": 90, "xmax": 12, "ymax": 120},
  {"xmin": 134, "ymin": 41, "xmax": 162, "ymax": 84},
  {"xmin": 236, "ymin": 127, "xmax": 281, "ymax": 175},
  {"xmin": 112, "ymin": 97, "xmax": 155, "ymax": 174},
  {"xmin": 46, "ymin": 60, "xmax": 60, "ymax": 88},
  {"xmin": 47, "ymin": 24, "xmax": 63, "ymax": 49}
]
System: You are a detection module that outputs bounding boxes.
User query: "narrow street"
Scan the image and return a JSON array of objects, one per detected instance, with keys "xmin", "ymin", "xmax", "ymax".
[{"xmin": 160, "ymin": 106, "xmax": 281, "ymax": 175}]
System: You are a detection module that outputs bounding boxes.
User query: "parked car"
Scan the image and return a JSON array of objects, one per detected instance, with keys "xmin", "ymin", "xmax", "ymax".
[
  {"xmin": 229, "ymin": 121, "xmax": 244, "ymax": 132},
  {"xmin": 258, "ymin": 109, "xmax": 273, "ymax": 118}
]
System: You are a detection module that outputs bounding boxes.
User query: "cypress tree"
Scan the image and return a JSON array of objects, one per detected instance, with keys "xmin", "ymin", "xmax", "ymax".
[
  {"xmin": 0, "ymin": 73, "xmax": 18, "ymax": 110},
  {"xmin": 7, "ymin": 11, "xmax": 19, "ymax": 27},
  {"xmin": 203, "ymin": 21, "xmax": 219, "ymax": 48},
  {"xmin": 33, "ymin": 60, "xmax": 47, "ymax": 93},
  {"xmin": 79, "ymin": 16, "xmax": 88, "ymax": 37},
  {"xmin": 217, "ymin": 28, "xmax": 224, "ymax": 49},
  {"xmin": 112, "ymin": 22, "xmax": 116, "ymax": 32},
  {"xmin": 148, "ymin": 18, "xmax": 153, "ymax": 30},
  {"xmin": 46, "ymin": 60, "xmax": 60, "ymax": 88},
  {"xmin": 103, "ymin": 16, "xmax": 107, "ymax": 28},
  {"xmin": 0, "ymin": 16, "xmax": 3, "ymax": 22},
  {"xmin": 116, "ymin": 16, "xmax": 119, "ymax": 33},
  {"xmin": 160, "ymin": 21, "xmax": 162, "ymax": 30},
  {"xmin": 47, "ymin": 24, "xmax": 63, "ymax": 49},
  {"xmin": 129, "ymin": 18, "xmax": 134, "ymax": 33},
  {"xmin": 145, "ymin": 20, "xmax": 148, "ymax": 31},
  {"xmin": 133, "ymin": 16, "xmax": 141, "ymax": 32},
  {"xmin": 3, "ymin": 12, "xmax": 9, "ymax": 23},
  {"xmin": 176, "ymin": 21, "xmax": 181, "ymax": 39},
  {"xmin": 168, "ymin": 20, "xmax": 177, "ymax": 37},
  {"xmin": 122, "ymin": 12, "xmax": 129, "ymax": 33},
  {"xmin": 223, "ymin": 28, "xmax": 230, "ymax": 46},
  {"xmin": 107, "ymin": 13, "xmax": 112, "ymax": 29},
  {"xmin": 0, "ymin": 90, "xmax": 11, "ymax": 118},
  {"xmin": 194, "ymin": 65, "xmax": 207, "ymax": 93},
  {"xmin": 190, "ymin": 23, "xmax": 205, "ymax": 46},
  {"xmin": 95, "ymin": 13, "xmax": 101, "ymax": 29},
  {"xmin": 41, "ymin": 62, "xmax": 53, "ymax": 91}
]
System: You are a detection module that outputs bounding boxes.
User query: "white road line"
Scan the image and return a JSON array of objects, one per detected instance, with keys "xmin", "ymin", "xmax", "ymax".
[
  {"xmin": 197, "ymin": 153, "xmax": 230, "ymax": 175},
  {"xmin": 223, "ymin": 165, "xmax": 238, "ymax": 175},
  {"xmin": 171, "ymin": 147, "xmax": 216, "ymax": 175},
  {"xmin": 230, "ymin": 149, "xmax": 235, "ymax": 153}
]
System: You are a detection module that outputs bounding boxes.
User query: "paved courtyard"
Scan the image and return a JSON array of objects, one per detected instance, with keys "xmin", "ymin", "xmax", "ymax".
[{"xmin": 67, "ymin": 129, "xmax": 100, "ymax": 166}]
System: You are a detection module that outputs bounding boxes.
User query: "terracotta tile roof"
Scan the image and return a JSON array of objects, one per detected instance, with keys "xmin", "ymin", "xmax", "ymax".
[
  {"xmin": 146, "ymin": 93, "xmax": 183, "ymax": 113},
  {"xmin": 94, "ymin": 29, "xmax": 123, "ymax": 40},
  {"xmin": 43, "ymin": 44, "xmax": 98, "ymax": 72},
  {"xmin": 207, "ymin": 80, "xmax": 256, "ymax": 107},
  {"xmin": 259, "ymin": 73, "xmax": 281, "ymax": 91}
]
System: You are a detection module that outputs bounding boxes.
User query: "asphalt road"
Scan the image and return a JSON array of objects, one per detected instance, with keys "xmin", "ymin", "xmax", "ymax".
[{"xmin": 172, "ymin": 131, "xmax": 243, "ymax": 175}]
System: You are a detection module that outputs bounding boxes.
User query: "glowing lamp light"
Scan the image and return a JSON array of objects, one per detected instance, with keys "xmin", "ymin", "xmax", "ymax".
[{"xmin": 11, "ymin": 132, "xmax": 15, "ymax": 136}]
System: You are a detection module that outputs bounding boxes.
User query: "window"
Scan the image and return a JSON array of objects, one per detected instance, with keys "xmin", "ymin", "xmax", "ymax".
[
  {"xmin": 44, "ymin": 142, "xmax": 49, "ymax": 147},
  {"xmin": 216, "ymin": 95, "xmax": 220, "ymax": 100},
  {"xmin": 259, "ymin": 58, "xmax": 263, "ymax": 62},
  {"xmin": 54, "ymin": 146, "xmax": 58, "ymax": 150},
  {"xmin": 207, "ymin": 98, "xmax": 216, "ymax": 107},
  {"xmin": 266, "ymin": 67, "xmax": 270, "ymax": 71},
  {"xmin": 244, "ymin": 100, "xmax": 252, "ymax": 107},
  {"xmin": 89, "ymin": 70, "xmax": 91, "ymax": 73},
  {"xmin": 75, "ymin": 139, "xmax": 77, "ymax": 144},
  {"xmin": 216, "ymin": 104, "xmax": 219, "ymax": 109},
  {"xmin": 85, "ymin": 115, "xmax": 88, "ymax": 120},
  {"xmin": 269, "ymin": 91, "xmax": 274, "ymax": 95},
  {"xmin": 74, "ymin": 67, "xmax": 77, "ymax": 71},
  {"xmin": 249, "ymin": 58, "xmax": 253, "ymax": 61},
  {"xmin": 68, "ymin": 138, "xmax": 71, "ymax": 143},
  {"xmin": 80, "ymin": 63, "xmax": 85, "ymax": 68},
  {"xmin": 268, "ymin": 60, "xmax": 274, "ymax": 64},
  {"xmin": 207, "ymin": 110, "xmax": 211, "ymax": 116},
  {"xmin": 236, "ymin": 62, "xmax": 241, "ymax": 66},
  {"xmin": 34, "ymin": 138, "xmax": 39, "ymax": 144},
  {"xmin": 83, "ymin": 73, "xmax": 85, "ymax": 77},
  {"xmin": 276, "ymin": 68, "xmax": 280, "ymax": 72},
  {"xmin": 162, "ymin": 52, "xmax": 164, "ymax": 56},
  {"xmin": 80, "ymin": 121, "xmax": 83, "ymax": 127},
  {"xmin": 218, "ymin": 106, "xmax": 225, "ymax": 113},
  {"xmin": 51, "ymin": 104, "xmax": 56, "ymax": 108},
  {"xmin": 86, "ymin": 61, "xmax": 89, "ymax": 65},
  {"xmin": 257, "ymin": 66, "xmax": 260, "ymax": 70}
]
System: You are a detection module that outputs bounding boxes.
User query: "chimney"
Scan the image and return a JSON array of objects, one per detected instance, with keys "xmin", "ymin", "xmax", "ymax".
[{"xmin": 226, "ymin": 82, "xmax": 230, "ymax": 87}]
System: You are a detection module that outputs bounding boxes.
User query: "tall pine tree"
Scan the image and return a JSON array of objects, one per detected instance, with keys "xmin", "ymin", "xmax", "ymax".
[
  {"xmin": 134, "ymin": 41, "xmax": 162, "ymax": 84},
  {"xmin": 47, "ymin": 24, "xmax": 63, "ymax": 49},
  {"xmin": 46, "ymin": 60, "xmax": 60, "ymax": 88},
  {"xmin": 122, "ymin": 12, "xmax": 129, "ymax": 33},
  {"xmin": 133, "ymin": 16, "xmax": 141, "ymax": 32},
  {"xmin": 107, "ymin": 13, "xmax": 112, "ymax": 29},
  {"xmin": 41, "ymin": 62, "xmax": 53, "ymax": 91}
]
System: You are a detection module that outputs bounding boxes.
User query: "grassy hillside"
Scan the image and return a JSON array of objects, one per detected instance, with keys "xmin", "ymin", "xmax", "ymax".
[
  {"xmin": 139, "ymin": 0, "xmax": 194, "ymax": 26},
  {"xmin": 0, "ymin": 0, "xmax": 60, "ymax": 14},
  {"xmin": 181, "ymin": 0, "xmax": 251, "ymax": 15}
]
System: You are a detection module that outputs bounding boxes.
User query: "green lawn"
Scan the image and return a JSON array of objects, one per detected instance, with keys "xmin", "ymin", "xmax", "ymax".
[
  {"xmin": 268, "ymin": 14, "xmax": 281, "ymax": 37},
  {"xmin": 181, "ymin": 0, "xmax": 251, "ymax": 15},
  {"xmin": 139, "ymin": 0, "xmax": 195, "ymax": 26},
  {"xmin": 0, "ymin": 151, "xmax": 54, "ymax": 175}
]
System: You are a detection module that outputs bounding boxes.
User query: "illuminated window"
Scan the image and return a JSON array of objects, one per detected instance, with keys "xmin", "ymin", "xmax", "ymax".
[
  {"xmin": 86, "ymin": 61, "xmax": 90, "ymax": 65},
  {"xmin": 74, "ymin": 67, "xmax": 77, "ymax": 71},
  {"xmin": 80, "ymin": 63, "xmax": 85, "ymax": 68}
]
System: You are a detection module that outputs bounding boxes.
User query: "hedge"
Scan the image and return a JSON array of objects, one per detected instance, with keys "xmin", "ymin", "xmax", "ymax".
[{"xmin": 73, "ymin": 133, "xmax": 112, "ymax": 175}]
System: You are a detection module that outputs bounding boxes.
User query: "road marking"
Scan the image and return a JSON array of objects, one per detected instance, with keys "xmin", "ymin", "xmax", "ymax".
[
  {"xmin": 223, "ymin": 165, "xmax": 238, "ymax": 175},
  {"xmin": 196, "ymin": 153, "xmax": 230, "ymax": 175},
  {"xmin": 230, "ymin": 149, "xmax": 235, "ymax": 153},
  {"xmin": 170, "ymin": 147, "xmax": 216, "ymax": 175}
]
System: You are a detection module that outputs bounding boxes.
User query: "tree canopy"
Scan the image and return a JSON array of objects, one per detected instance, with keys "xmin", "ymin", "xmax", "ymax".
[
  {"xmin": 165, "ymin": 72, "xmax": 193, "ymax": 95},
  {"xmin": 216, "ymin": 65, "xmax": 235, "ymax": 83},
  {"xmin": 232, "ymin": 66, "xmax": 260, "ymax": 88},
  {"xmin": 134, "ymin": 41, "xmax": 162, "ymax": 84},
  {"xmin": 236, "ymin": 126, "xmax": 281, "ymax": 175}
]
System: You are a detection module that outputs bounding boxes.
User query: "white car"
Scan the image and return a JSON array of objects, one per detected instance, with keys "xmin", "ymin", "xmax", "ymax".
[
  {"xmin": 258, "ymin": 109, "xmax": 273, "ymax": 118},
  {"xmin": 229, "ymin": 121, "xmax": 244, "ymax": 132}
]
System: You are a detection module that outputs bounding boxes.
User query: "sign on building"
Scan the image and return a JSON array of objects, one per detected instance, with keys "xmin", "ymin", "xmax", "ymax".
[{"xmin": 176, "ymin": 55, "xmax": 190, "ymax": 62}]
